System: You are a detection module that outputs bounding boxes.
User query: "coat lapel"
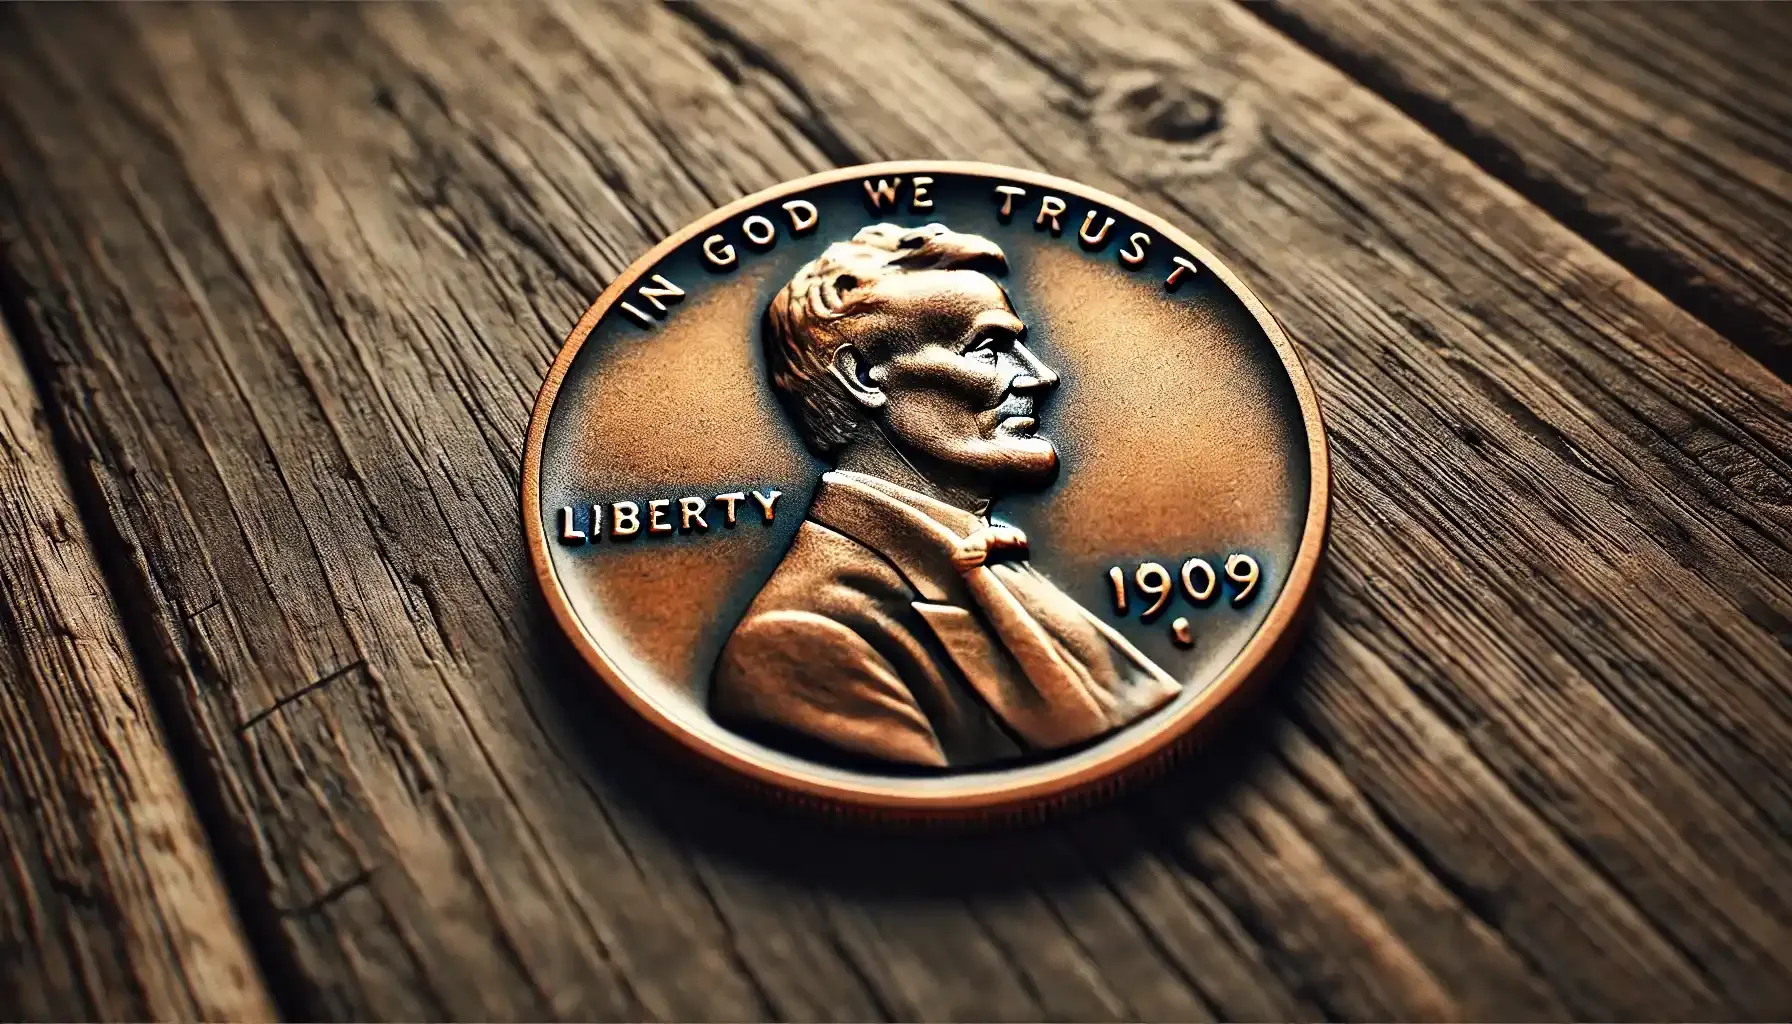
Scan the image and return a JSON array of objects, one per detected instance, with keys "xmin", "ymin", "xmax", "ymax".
[
  {"xmin": 810, "ymin": 472, "xmax": 1118, "ymax": 748},
  {"xmin": 912, "ymin": 599, "xmax": 1113, "ymax": 749}
]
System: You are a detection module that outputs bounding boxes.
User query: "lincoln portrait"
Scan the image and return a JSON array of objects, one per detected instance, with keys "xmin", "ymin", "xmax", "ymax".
[{"xmin": 709, "ymin": 222, "xmax": 1181, "ymax": 768}]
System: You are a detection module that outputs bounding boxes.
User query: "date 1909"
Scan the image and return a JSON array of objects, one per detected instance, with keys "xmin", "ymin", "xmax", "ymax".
[{"xmin": 1106, "ymin": 554, "xmax": 1263, "ymax": 649}]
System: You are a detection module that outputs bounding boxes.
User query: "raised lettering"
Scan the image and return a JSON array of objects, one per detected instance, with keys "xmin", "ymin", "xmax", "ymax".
[
  {"xmin": 911, "ymin": 175, "xmax": 934, "ymax": 210},
  {"xmin": 1108, "ymin": 566, "xmax": 1128, "ymax": 614},
  {"xmin": 863, "ymin": 177, "xmax": 902, "ymax": 211},
  {"xmin": 715, "ymin": 491, "xmax": 746, "ymax": 526},
  {"xmin": 1226, "ymin": 553, "xmax": 1260, "ymax": 605},
  {"xmin": 638, "ymin": 273, "xmax": 684, "ymax": 313},
  {"xmin": 994, "ymin": 184, "xmax": 1026, "ymax": 219},
  {"xmin": 1135, "ymin": 562, "xmax": 1173, "ymax": 619},
  {"xmin": 782, "ymin": 199, "xmax": 818, "ymax": 233},
  {"xmin": 1079, "ymin": 210, "xmax": 1115, "ymax": 247},
  {"xmin": 559, "ymin": 506, "xmax": 587, "ymax": 544},
  {"xmin": 679, "ymin": 496, "xmax": 709, "ymax": 531},
  {"xmin": 1181, "ymin": 557, "xmax": 1217, "ymax": 603},
  {"xmin": 1035, "ymin": 195, "xmax": 1067, "ymax": 234},
  {"xmin": 1119, "ymin": 231, "xmax": 1151, "ymax": 267},
  {"xmin": 1166, "ymin": 255, "xmax": 1201, "ymax": 289},
  {"xmin": 620, "ymin": 302, "xmax": 654, "ymax": 326},
  {"xmin": 702, "ymin": 233, "xmax": 736, "ymax": 267},
  {"xmin": 1171, "ymin": 617, "xmax": 1194, "ymax": 648},
  {"xmin": 648, "ymin": 498, "xmax": 673, "ymax": 534},
  {"xmin": 750, "ymin": 489, "xmax": 782, "ymax": 522},
  {"xmin": 742, "ymin": 214, "xmax": 776, "ymax": 247},
  {"xmin": 611, "ymin": 501, "xmax": 640, "ymax": 537}
]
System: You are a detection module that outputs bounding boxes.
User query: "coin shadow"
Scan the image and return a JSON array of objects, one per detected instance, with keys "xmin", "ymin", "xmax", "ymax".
[{"xmin": 523, "ymin": 578, "xmax": 1302, "ymax": 901}]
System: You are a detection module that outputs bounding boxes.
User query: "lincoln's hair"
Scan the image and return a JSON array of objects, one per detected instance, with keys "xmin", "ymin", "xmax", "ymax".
[{"xmin": 765, "ymin": 222, "xmax": 1007, "ymax": 458}]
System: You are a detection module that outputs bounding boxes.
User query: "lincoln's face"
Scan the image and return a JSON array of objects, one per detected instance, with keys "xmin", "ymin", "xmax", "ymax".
[{"xmin": 835, "ymin": 267, "xmax": 1060, "ymax": 491}]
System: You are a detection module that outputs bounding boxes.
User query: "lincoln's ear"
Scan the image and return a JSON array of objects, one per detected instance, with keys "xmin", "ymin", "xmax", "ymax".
[{"xmin": 830, "ymin": 345, "xmax": 887, "ymax": 411}]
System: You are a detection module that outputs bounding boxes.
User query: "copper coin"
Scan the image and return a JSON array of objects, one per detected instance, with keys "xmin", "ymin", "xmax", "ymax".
[{"xmin": 523, "ymin": 162, "xmax": 1329, "ymax": 821}]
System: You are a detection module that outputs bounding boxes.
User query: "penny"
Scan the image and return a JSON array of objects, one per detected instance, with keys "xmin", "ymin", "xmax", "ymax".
[{"xmin": 523, "ymin": 162, "xmax": 1329, "ymax": 821}]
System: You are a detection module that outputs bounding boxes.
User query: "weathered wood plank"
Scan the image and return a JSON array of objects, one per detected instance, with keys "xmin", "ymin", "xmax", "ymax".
[
  {"xmin": 0, "ymin": 1, "xmax": 1787, "ymax": 1020},
  {"xmin": 0, "ymin": 319, "xmax": 274, "ymax": 1020},
  {"xmin": 1249, "ymin": 0, "xmax": 1792, "ymax": 378}
]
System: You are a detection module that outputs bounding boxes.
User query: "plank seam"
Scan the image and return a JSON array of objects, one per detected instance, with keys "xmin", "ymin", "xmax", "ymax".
[
  {"xmin": 1240, "ymin": 0, "xmax": 1792, "ymax": 383},
  {"xmin": 0, "ymin": 182, "xmax": 313, "ymax": 1022}
]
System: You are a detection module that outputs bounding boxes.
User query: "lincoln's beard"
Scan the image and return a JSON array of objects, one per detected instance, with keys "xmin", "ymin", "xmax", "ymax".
[{"xmin": 827, "ymin": 417, "xmax": 1059, "ymax": 514}]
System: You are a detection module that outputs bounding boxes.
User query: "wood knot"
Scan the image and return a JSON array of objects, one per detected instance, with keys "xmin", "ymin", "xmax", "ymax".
[
  {"xmin": 1105, "ymin": 75, "xmax": 1222, "ymax": 144},
  {"xmin": 1091, "ymin": 70, "xmax": 1259, "ymax": 186}
]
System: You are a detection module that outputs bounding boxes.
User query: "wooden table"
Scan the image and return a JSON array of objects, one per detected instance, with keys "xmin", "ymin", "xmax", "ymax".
[{"xmin": 2, "ymin": 3, "xmax": 1789, "ymax": 1020}]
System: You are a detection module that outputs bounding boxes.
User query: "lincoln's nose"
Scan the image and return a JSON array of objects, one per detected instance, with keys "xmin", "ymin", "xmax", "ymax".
[{"xmin": 1011, "ymin": 340, "xmax": 1060, "ymax": 391}]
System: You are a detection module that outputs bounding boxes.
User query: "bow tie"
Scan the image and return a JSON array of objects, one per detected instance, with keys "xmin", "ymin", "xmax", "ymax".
[
  {"xmin": 943, "ymin": 522, "xmax": 1178, "ymax": 748},
  {"xmin": 950, "ymin": 524, "xmax": 1030, "ymax": 573}
]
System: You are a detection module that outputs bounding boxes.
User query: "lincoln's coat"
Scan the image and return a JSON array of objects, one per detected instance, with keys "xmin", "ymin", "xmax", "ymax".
[{"xmin": 711, "ymin": 471, "xmax": 1181, "ymax": 766}]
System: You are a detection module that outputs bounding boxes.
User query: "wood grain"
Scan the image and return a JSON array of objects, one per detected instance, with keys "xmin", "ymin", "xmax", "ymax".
[
  {"xmin": 1250, "ymin": 0, "xmax": 1792, "ymax": 379},
  {"xmin": 0, "ymin": 1, "xmax": 1787, "ymax": 1019},
  {"xmin": 0, "ymin": 318, "xmax": 273, "ymax": 1020}
]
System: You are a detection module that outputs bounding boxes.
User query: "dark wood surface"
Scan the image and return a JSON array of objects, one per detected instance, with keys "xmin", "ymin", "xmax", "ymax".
[
  {"xmin": 0, "ymin": 322, "xmax": 272, "ymax": 1021},
  {"xmin": 0, "ymin": 2, "xmax": 1788, "ymax": 1020},
  {"xmin": 1254, "ymin": 0, "xmax": 1792, "ymax": 379}
]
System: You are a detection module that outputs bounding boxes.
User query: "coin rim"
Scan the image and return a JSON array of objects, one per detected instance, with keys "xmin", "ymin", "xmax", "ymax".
[{"xmin": 522, "ymin": 161, "xmax": 1331, "ymax": 819}]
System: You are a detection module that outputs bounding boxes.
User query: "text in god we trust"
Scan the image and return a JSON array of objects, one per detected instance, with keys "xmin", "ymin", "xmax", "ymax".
[{"xmin": 612, "ymin": 175, "xmax": 1204, "ymax": 330}]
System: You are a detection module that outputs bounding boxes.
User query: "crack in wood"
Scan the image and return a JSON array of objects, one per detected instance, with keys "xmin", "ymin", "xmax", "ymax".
[{"xmin": 236, "ymin": 660, "xmax": 367, "ymax": 734}]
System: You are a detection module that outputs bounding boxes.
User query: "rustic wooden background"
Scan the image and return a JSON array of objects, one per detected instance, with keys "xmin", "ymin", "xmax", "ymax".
[{"xmin": 2, "ymin": 2, "xmax": 1789, "ymax": 1021}]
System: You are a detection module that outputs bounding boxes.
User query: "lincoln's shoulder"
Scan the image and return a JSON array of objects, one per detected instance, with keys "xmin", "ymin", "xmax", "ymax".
[
  {"xmin": 739, "ymin": 518, "xmax": 915, "ymax": 624},
  {"xmin": 709, "ymin": 518, "xmax": 951, "ymax": 767},
  {"xmin": 713, "ymin": 517, "xmax": 922, "ymax": 707}
]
